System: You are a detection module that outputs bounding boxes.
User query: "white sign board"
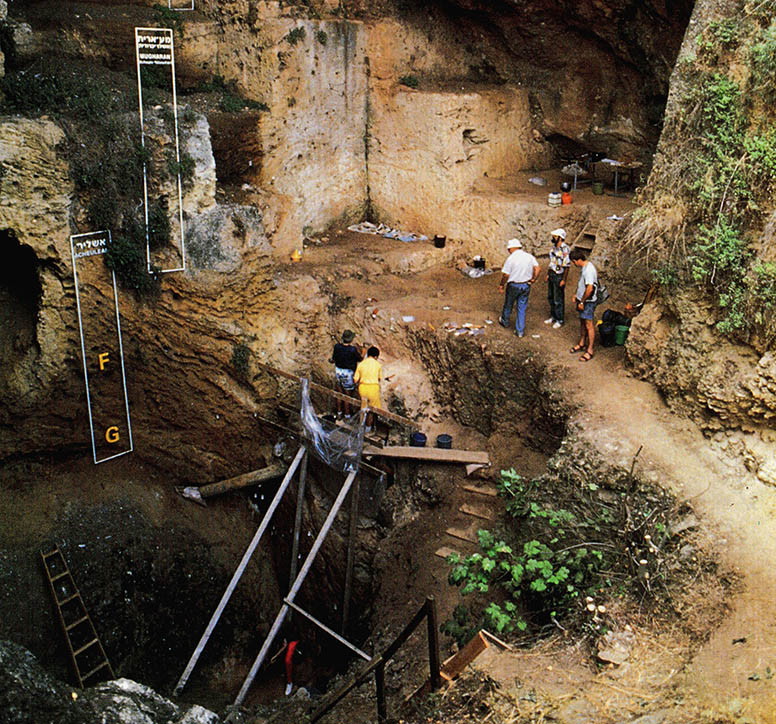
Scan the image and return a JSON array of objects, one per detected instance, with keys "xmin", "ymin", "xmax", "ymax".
[
  {"xmin": 71, "ymin": 231, "xmax": 134, "ymax": 464},
  {"xmin": 135, "ymin": 27, "xmax": 186, "ymax": 273}
]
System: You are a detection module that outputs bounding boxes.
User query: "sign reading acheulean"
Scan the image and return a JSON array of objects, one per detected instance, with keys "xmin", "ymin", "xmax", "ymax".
[
  {"xmin": 135, "ymin": 27, "xmax": 186, "ymax": 273},
  {"xmin": 71, "ymin": 231, "xmax": 134, "ymax": 465}
]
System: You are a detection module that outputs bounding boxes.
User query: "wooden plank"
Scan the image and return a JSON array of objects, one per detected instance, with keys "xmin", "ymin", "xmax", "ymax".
[
  {"xmin": 459, "ymin": 503, "xmax": 493, "ymax": 521},
  {"xmin": 255, "ymin": 361, "xmax": 417, "ymax": 429},
  {"xmin": 406, "ymin": 631, "xmax": 490, "ymax": 702},
  {"xmin": 362, "ymin": 445, "xmax": 490, "ymax": 465},
  {"xmin": 462, "ymin": 484, "xmax": 499, "ymax": 497},
  {"xmin": 434, "ymin": 546, "xmax": 459, "ymax": 559},
  {"xmin": 196, "ymin": 463, "xmax": 288, "ymax": 498},
  {"xmin": 441, "ymin": 631, "xmax": 489, "ymax": 680},
  {"xmin": 445, "ymin": 525, "xmax": 479, "ymax": 543},
  {"xmin": 480, "ymin": 629, "xmax": 514, "ymax": 651}
]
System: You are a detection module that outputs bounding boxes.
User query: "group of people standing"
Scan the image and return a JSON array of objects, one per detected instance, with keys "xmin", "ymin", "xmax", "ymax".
[
  {"xmin": 498, "ymin": 228, "xmax": 599, "ymax": 361},
  {"xmin": 330, "ymin": 330, "xmax": 382, "ymax": 430},
  {"xmin": 330, "ymin": 227, "xmax": 599, "ymax": 424}
]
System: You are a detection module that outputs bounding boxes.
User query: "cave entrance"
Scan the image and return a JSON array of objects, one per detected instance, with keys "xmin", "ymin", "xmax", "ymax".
[{"xmin": 0, "ymin": 229, "xmax": 41, "ymax": 369}]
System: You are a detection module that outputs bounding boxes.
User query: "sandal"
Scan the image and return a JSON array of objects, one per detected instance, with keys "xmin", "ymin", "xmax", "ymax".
[
  {"xmin": 579, "ymin": 351, "xmax": 594, "ymax": 362},
  {"xmin": 569, "ymin": 345, "xmax": 585, "ymax": 354}
]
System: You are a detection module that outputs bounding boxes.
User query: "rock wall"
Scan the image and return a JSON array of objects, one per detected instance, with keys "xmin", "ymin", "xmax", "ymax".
[{"xmin": 622, "ymin": 0, "xmax": 776, "ymax": 480}]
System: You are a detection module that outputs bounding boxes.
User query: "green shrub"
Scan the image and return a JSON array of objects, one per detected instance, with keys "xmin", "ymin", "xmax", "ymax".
[
  {"xmin": 104, "ymin": 221, "xmax": 160, "ymax": 297},
  {"xmin": 231, "ymin": 343, "xmax": 251, "ymax": 382},
  {"xmin": 152, "ymin": 3, "xmax": 184, "ymax": 35},
  {"xmin": 165, "ymin": 150, "xmax": 196, "ymax": 188},
  {"xmin": 399, "ymin": 74, "xmax": 419, "ymax": 89},
  {"xmin": 316, "ymin": 30, "xmax": 328, "ymax": 45},
  {"xmin": 444, "ymin": 466, "xmax": 683, "ymax": 645},
  {"xmin": 750, "ymin": 21, "xmax": 776, "ymax": 99},
  {"xmin": 284, "ymin": 27, "xmax": 306, "ymax": 45}
]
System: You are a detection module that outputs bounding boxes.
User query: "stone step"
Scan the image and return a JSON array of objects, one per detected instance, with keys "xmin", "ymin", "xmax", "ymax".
[
  {"xmin": 434, "ymin": 546, "xmax": 460, "ymax": 560},
  {"xmin": 462, "ymin": 484, "xmax": 499, "ymax": 497},
  {"xmin": 460, "ymin": 503, "xmax": 494, "ymax": 521},
  {"xmin": 445, "ymin": 525, "xmax": 480, "ymax": 544}
]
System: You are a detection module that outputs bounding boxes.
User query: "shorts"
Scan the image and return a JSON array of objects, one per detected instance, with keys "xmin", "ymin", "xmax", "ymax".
[
  {"xmin": 358, "ymin": 383, "xmax": 381, "ymax": 409},
  {"xmin": 335, "ymin": 367, "xmax": 356, "ymax": 391},
  {"xmin": 579, "ymin": 301, "xmax": 596, "ymax": 321}
]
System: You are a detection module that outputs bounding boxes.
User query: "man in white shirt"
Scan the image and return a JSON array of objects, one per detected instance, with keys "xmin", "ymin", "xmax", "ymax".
[
  {"xmin": 498, "ymin": 239, "xmax": 540, "ymax": 338},
  {"xmin": 569, "ymin": 247, "xmax": 598, "ymax": 361}
]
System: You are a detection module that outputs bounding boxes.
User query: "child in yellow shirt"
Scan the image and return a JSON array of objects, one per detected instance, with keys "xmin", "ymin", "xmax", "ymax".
[{"xmin": 353, "ymin": 346, "xmax": 382, "ymax": 430}]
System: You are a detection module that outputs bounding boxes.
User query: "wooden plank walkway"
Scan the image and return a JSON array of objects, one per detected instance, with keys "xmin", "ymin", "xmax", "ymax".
[{"xmin": 362, "ymin": 445, "xmax": 489, "ymax": 465}]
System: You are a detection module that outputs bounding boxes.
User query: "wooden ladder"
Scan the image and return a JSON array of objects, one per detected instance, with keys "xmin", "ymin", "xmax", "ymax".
[
  {"xmin": 41, "ymin": 546, "xmax": 114, "ymax": 688},
  {"xmin": 573, "ymin": 222, "xmax": 597, "ymax": 250}
]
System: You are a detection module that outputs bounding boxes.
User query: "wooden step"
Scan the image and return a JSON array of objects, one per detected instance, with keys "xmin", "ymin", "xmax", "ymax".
[
  {"xmin": 460, "ymin": 503, "xmax": 494, "ymax": 521},
  {"xmin": 434, "ymin": 546, "xmax": 460, "ymax": 560},
  {"xmin": 462, "ymin": 484, "xmax": 499, "ymax": 497},
  {"xmin": 445, "ymin": 525, "xmax": 480, "ymax": 544}
]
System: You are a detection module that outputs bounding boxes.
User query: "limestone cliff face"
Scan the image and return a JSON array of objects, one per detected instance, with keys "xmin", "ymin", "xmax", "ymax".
[
  {"xmin": 0, "ymin": 115, "xmax": 330, "ymax": 479},
  {"xmin": 624, "ymin": 0, "xmax": 776, "ymax": 480},
  {"xmin": 0, "ymin": 119, "xmax": 77, "ymax": 427},
  {"xmin": 9, "ymin": 0, "xmax": 693, "ymax": 252}
]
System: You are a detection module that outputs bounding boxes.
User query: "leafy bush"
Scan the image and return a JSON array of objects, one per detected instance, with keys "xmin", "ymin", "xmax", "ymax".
[
  {"xmin": 316, "ymin": 30, "xmax": 328, "ymax": 45},
  {"xmin": 444, "ymin": 466, "xmax": 680, "ymax": 645},
  {"xmin": 152, "ymin": 4, "xmax": 185, "ymax": 35},
  {"xmin": 284, "ymin": 27, "xmax": 307, "ymax": 45},
  {"xmin": 399, "ymin": 74, "xmax": 419, "ymax": 89},
  {"xmin": 231, "ymin": 343, "xmax": 251, "ymax": 382}
]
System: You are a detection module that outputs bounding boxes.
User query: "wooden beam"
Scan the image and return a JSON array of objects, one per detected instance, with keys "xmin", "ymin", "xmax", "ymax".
[
  {"xmin": 255, "ymin": 361, "xmax": 417, "ymax": 429},
  {"xmin": 195, "ymin": 463, "xmax": 288, "ymax": 498},
  {"xmin": 405, "ymin": 631, "xmax": 490, "ymax": 702},
  {"xmin": 362, "ymin": 445, "xmax": 490, "ymax": 465}
]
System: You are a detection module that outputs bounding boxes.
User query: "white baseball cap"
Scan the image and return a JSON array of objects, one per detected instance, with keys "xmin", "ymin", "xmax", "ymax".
[
  {"xmin": 506, "ymin": 238, "xmax": 522, "ymax": 249},
  {"xmin": 551, "ymin": 228, "xmax": 567, "ymax": 240}
]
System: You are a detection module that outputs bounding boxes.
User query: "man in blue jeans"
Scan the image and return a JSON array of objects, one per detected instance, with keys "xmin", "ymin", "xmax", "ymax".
[{"xmin": 498, "ymin": 239, "xmax": 540, "ymax": 337}]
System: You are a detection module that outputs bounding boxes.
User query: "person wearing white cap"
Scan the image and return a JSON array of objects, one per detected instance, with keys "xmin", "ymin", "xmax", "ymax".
[
  {"xmin": 544, "ymin": 228, "xmax": 571, "ymax": 329},
  {"xmin": 498, "ymin": 239, "xmax": 540, "ymax": 338}
]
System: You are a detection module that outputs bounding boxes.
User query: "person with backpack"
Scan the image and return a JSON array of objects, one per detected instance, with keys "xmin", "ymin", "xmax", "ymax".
[
  {"xmin": 569, "ymin": 248, "xmax": 598, "ymax": 361},
  {"xmin": 544, "ymin": 228, "xmax": 571, "ymax": 329}
]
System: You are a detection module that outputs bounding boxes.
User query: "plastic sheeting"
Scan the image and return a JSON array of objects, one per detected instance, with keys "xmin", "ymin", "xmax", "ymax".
[{"xmin": 300, "ymin": 378, "xmax": 365, "ymax": 473}]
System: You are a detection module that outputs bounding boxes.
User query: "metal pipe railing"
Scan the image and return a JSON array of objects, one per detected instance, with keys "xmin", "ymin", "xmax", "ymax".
[{"xmin": 310, "ymin": 596, "xmax": 442, "ymax": 723}]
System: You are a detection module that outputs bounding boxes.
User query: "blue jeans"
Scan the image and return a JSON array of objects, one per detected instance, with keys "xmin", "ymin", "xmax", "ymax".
[
  {"xmin": 500, "ymin": 282, "xmax": 531, "ymax": 335},
  {"xmin": 547, "ymin": 271, "xmax": 565, "ymax": 323}
]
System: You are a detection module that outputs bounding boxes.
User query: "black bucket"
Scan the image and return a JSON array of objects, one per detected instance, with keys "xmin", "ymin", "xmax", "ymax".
[
  {"xmin": 473, "ymin": 258, "xmax": 486, "ymax": 269},
  {"xmin": 410, "ymin": 431, "xmax": 427, "ymax": 447},
  {"xmin": 436, "ymin": 434, "xmax": 453, "ymax": 449},
  {"xmin": 433, "ymin": 235, "xmax": 446, "ymax": 248}
]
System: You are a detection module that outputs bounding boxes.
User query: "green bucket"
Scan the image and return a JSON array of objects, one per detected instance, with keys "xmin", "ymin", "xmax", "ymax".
[
  {"xmin": 592, "ymin": 181, "xmax": 604, "ymax": 195},
  {"xmin": 614, "ymin": 325, "xmax": 630, "ymax": 345}
]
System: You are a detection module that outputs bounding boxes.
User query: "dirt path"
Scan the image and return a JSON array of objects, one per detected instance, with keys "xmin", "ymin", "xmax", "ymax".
[{"xmin": 307, "ymin": 232, "xmax": 776, "ymax": 721}]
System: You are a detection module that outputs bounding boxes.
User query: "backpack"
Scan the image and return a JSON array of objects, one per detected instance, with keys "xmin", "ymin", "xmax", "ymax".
[{"xmin": 594, "ymin": 281, "xmax": 610, "ymax": 306}]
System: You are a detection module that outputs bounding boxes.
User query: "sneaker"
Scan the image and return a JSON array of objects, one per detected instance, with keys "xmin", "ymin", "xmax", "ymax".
[
  {"xmin": 552, "ymin": 321, "xmax": 563, "ymax": 329},
  {"xmin": 515, "ymin": 331, "xmax": 524, "ymax": 338},
  {"xmin": 544, "ymin": 317, "xmax": 554, "ymax": 325},
  {"xmin": 498, "ymin": 320, "xmax": 508, "ymax": 328}
]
